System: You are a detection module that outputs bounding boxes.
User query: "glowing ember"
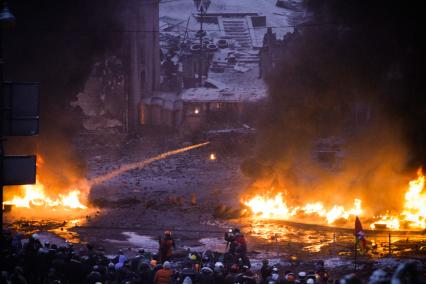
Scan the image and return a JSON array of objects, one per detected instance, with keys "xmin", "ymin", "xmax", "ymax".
[
  {"xmin": 209, "ymin": 153, "xmax": 217, "ymax": 160},
  {"xmin": 3, "ymin": 180, "xmax": 87, "ymax": 210}
]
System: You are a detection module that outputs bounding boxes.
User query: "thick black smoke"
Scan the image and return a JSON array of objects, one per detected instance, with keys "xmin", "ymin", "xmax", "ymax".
[
  {"xmin": 243, "ymin": 1, "xmax": 425, "ymax": 213},
  {"xmin": 3, "ymin": 1, "xmax": 124, "ymax": 190}
]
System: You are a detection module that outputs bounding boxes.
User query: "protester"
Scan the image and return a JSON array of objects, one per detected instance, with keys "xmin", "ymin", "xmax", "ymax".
[
  {"xmin": 260, "ymin": 259, "xmax": 272, "ymax": 284},
  {"xmin": 154, "ymin": 261, "xmax": 173, "ymax": 284},
  {"xmin": 159, "ymin": 231, "xmax": 176, "ymax": 262},
  {"xmin": 0, "ymin": 229, "xmax": 424, "ymax": 284}
]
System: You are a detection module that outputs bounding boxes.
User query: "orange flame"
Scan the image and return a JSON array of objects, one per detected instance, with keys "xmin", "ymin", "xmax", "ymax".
[
  {"xmin": 243, "ymin": 192, "xmax": 362, "ymax": 225},
  {"xmin": 3, "ymin": 179, "xmax": 88, "ymax": 210},
  {"xmin": 244, "ymin": 168, "xmax": 426, "ymax": 230},
  {"xmin": 371, "ymin": 168, "xmax": 425, "ymax": 230}
]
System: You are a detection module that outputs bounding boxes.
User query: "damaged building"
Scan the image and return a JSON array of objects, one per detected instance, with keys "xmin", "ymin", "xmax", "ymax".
[
  {"xmin": 72, "ymin": 0, "xmax": 303, "ymax": 135},
  {"xmin": 141, "ymin": 9, "xmax": 273, "ymax": 134}
]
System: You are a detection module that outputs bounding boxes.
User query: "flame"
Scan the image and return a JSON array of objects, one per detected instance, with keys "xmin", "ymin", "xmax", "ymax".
[
  {"xmin": 401, "ymin": 168, "xmax": 426, "ymax": 228},
  {"xmin": 243, "ymin": 192, "xmax": 362, "ymax": 225},
  {"xmin": 209, "ymin": 153, "xmax": 217, "ymax": 160},
  {"xmin": 370, "ymin": 213, "xmax": 400, "ymax": 230},
  {"xmin": 371, "ymin": 168, "xmax": 426, "ymax": 230},
  {"xmin": 244, "ymin": 168, "xmax": 426, "ymax": 230},
  {"xmin": 3, "ymin": 179, "xmax": 87, "ymax": 210},
  {"xmin": 244, "ymin": 193, "xmax": 295, "ymax": 219}
]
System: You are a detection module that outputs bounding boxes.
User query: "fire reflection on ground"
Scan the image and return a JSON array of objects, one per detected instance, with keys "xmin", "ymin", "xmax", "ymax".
[
  {"xmin": 4, "ymin": 213, "xmax": 91, "ymax": 244},
  {"xmin": 239, "ymin": 218, "xmax": 426, "ymax": 258}
]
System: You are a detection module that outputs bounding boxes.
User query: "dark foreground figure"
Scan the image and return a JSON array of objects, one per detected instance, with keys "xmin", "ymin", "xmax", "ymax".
[{"xmin": 0, "ymin": 230, "xmax": 423, "ymax": 284}]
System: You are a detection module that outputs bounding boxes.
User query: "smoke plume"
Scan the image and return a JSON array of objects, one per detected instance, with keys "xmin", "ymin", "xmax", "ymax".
[{"xmin": 243, "ymin": 0, "xmax": 425, "ymax": 215}]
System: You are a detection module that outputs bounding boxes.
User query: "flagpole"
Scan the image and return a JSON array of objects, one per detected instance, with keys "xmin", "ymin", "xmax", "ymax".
[{"xmin": 354, "ymin": 240, "xmax": 357, "ymax": 272}]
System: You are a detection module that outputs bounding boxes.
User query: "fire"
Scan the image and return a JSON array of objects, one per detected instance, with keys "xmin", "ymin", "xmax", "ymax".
[
  {"xmin": 244, "ymin": 168, "xmax": 426, "ymax": 230},
  {"xmin": 243, "ymin": 192, "xmax": 362, "ymax": 225},
  {"xmin": 370, "ymin": 213, "xmax": 400, "ymax": 230},
  {"xmin": 402, "ymin": 168, "xmax": 426, "ymax": 228},
  {"xmin": 244, "ymin": 193, "xmax": 296, "ymax": 219},
  {"xmin": 371, "ymin": 168, "xmax": 426, "ymax": 230},
  {"xmin": 3, "ymin": 179, "xmax": 87, "ymax": 210}
]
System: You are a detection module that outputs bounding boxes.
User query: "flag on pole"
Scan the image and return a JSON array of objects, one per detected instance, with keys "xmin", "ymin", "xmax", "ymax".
[{"xmin": 354, "ymin": 216, "xmax": 367, "ymax": 254}]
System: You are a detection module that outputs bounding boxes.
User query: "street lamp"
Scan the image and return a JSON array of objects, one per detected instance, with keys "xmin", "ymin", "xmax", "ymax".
[
  {"xmin": 193, "ymin": 0, "xmax": 211, "ymax": 86},
  {"xmin": 0, "ymin": 1, "xmax": 16, "ymax": 28}
]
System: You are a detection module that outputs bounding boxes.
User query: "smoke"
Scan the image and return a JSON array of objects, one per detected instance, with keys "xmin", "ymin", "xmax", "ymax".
[
  {"xmin": 243, "ymin": 0, "xmax": 425, "ymax": 214},
  {"xmin": 3, "ymin": 1, "xmax": 124, "ymax": 197}
]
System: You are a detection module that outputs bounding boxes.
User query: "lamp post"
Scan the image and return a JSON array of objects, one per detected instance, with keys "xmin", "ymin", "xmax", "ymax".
[
  {"xmin": 193, "ymin": 0, "xmax": 210, "ymax": 86},
  {"xmin": 0, "ymin": 0, "xmax": 15, "ymax": 239}
]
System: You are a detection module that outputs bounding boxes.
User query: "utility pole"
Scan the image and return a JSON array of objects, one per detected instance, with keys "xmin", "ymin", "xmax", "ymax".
[
  {"xmin": 193, "ymin": 0, "xmax": 211, "ymax": 86},
  {"xmin": 0, "ymin": 2, "xmax": 38, "ymax": 240},
  {"xmin": 0, "ymin": 0, "xmax": 16, "ymax": 239}
]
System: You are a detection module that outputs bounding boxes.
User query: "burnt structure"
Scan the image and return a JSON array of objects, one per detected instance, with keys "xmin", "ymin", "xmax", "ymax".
[{"xmin": 126, "ymin": 0, "xmax": 161, "ymax": 132}]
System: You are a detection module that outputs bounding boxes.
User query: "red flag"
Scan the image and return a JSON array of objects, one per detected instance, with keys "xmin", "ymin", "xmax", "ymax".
[{"xmin": 354, "ymin": 216, "xmax": 367, "ymax": 253}]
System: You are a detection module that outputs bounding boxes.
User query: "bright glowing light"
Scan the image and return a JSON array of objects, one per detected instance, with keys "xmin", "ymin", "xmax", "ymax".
[
  {"xmin": 244, "ymin": 168, "xmax": 426, "ymax": 230},
  {"xmin": 209, "ymin": 153, "xmax": 216, "ymax": 160},
  {"xmin": 243, "ymin": 192, "xmax": 362, "ymax": 225},
  {"xmin": 3, "ymin": 180, "xmax": 87, "ymax": 210}
]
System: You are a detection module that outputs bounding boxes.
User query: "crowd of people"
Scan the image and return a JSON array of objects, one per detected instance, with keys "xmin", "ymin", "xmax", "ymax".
[{"xmin": 0, "ymin": 228, "xmax": 422, "ymax": 284}]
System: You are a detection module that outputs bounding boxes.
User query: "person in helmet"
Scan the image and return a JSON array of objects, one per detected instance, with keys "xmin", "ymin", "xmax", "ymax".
[
  {"xmin": 266, "ymin": 266, "xmax": 281, "ymax": 284},
  {"xmin": 228, "ymin": 228, "xmax": 247, "ymax": 256},
  {"xmin": 158, "ymin": 231, "xmax": 175, "ymax": 262},
  {"xmin": 260, "ymin": 259, "xmax": 272, "ymax": 284},
  {"xmin": 213, "ymin": 262, "xmax": 226, "ymax": 284},
  {"xmin": 368, "ymin": 269, "xmax": 390, "ymax": 284}
]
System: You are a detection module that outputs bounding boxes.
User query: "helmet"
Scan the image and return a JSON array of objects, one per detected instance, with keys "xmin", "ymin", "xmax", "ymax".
[
  {"xmin": 214, "ymin": 262, "xmax": 224, "ymax": 269},
  {"xmin": 339, "ymin": 273, "xmax": 362, "ymax": 284},
  {"xmin": 201, "ymin": 267, "xmax": 213, "ymax": 273},
  {"xmin": 368, "ymin": 269, "xmax": 389, "ymax": 283},
  {"xmin": 163, "ymin": 261, "xmax": 171, "ymax": 269}
]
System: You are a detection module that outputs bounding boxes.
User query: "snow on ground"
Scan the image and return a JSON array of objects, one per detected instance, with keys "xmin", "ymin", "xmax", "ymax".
[
  {"xmin": 105, "ymin": 232, "xmax": 159, "ymax": 252},
  {"xmin": 160, "ymin": 0, "xmax": 299, "ymax": 39}
]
